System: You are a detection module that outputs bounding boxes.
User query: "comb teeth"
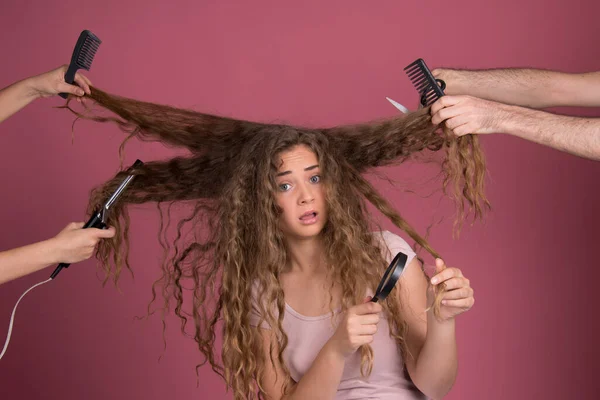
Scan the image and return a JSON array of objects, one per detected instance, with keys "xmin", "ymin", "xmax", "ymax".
[
  {"xmin": 403, "ymin": 58, "xmax": 445, "ymax": 107},
  {"xmin": 76, "ymin": 32, "xmax": 101, "ymax": 70}
]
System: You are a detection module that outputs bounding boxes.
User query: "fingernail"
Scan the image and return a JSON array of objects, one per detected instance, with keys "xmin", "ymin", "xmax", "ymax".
[
  {"xmin": 431, "ymin": 278, "xmax": 438, "ymax": 284},
  {"xmin": 442, "ymin": 300, "xmax": 446, "ymax": 305}
]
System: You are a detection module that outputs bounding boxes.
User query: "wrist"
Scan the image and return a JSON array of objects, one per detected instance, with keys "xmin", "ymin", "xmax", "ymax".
[
  {"xmin": 436, "ymin": 69, "xmax": 467, "ymax": 96},
  {"xmin": 20, "ymin": 77, "xmax": 43, "ymax": 101},
  {"xmin": 480, "ymin": 101, "xmax": 522, "ymax": 135},
  {"xmin": 496, "ymin": 103, "xmax": 534, "ymax": 134},
  {"xmin": 427, "ymin": 308, "xmax": 456, "ymax": 331},
  {"xmin": 42, "ymin": 237, "xmax": 63, "ymax": 265},
  {"xmin": 323, "ymin": 339, "xmax": 347, "ymax": 364}
]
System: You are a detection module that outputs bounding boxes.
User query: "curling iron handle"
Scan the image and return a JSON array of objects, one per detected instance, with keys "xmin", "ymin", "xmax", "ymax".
[{"xmin": 49, "ymin": 211, "xmax": 106, "ymax": 279}]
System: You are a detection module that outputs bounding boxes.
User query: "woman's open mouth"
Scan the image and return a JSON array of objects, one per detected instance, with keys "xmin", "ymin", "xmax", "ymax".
[{"xmin": 299, "ymin": 211, "xmax": 318, "ymax": 225}]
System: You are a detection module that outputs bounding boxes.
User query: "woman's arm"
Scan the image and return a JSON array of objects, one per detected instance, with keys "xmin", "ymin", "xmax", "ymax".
[
  {"xmin": 0, "ymin": 222, "xmax": 115, "ymax": 285},
  {"xmin": 396, "ymin": 258, "xmax": 474, "ymax": 399},
  {"xmin": 257, "ymin": 328, "xmax": 344, "ymax": 400},
  {"xmin": 257, "ymin": 299, "xmax": 382, "ymax": 400},
  {"xmin": 394, "ymin": 258, "xmax": 457, "ymax": 399},
  {"xmin": 0, "ymin": 65, "xmax": 91, "ymax": 123}
]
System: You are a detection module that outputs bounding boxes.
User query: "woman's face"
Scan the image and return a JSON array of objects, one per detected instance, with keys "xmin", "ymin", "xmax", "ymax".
[{"xmin": 274, "ymin": 145, "xmax": 328, "ymax": 240}]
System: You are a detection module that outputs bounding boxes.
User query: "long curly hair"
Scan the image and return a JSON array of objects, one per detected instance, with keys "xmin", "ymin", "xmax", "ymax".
[{"xmin": 64, "ymin": 87, "xmax": 489, "ymax": 399}]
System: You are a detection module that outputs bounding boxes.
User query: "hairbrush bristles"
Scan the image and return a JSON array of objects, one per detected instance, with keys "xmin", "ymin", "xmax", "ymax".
[{"xmin": 404, "ymin": 58, "xmax": 446, "ymax": 107}]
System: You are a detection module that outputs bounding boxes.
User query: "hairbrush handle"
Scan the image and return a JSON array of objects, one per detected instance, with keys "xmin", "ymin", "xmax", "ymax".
[{"xmin": 49, "ymin": 211, "xmax": 106, "ymax": 279}]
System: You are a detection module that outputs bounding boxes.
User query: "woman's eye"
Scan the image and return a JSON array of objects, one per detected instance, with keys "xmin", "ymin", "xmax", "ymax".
[
  {"xmin": 279, "ymin": 183, "xmax": 291, "ymax": 191},
  {"xmin": 310, "ymin": 175, "xmax": 321, "ymax": 184}
]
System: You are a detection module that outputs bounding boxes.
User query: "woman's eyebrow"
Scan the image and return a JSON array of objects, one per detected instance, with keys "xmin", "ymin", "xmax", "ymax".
[{"xmin": 276, "ymin": 164, "xmax": 319, "ymax": 177}]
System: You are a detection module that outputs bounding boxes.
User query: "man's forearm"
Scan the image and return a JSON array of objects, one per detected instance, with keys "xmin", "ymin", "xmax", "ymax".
[
  {"xmin": 0, "ymin": 78, "xmax": 39, "ymax": 123},
  {"xmin": 435, "ymin": 68, "xmax": 600, "ymax": 109},
  {"xmin": 498, "ymin": 105, "xmax": 600, "ymax": 160}
]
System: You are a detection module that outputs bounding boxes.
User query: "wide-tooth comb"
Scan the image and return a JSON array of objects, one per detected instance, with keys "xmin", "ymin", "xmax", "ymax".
[
  {"xmin": 403, "ymin": 58, "xmax": 446, "ymax": 107},
  {"xmin": 59, "ymin": 30, "xmax": 102, "ymax": 99}
]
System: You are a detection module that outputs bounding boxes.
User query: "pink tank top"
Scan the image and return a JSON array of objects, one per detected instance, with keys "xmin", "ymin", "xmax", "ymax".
[{"xmin": 250, "ymin": 231, "xmax": 427, "ymax": 399}]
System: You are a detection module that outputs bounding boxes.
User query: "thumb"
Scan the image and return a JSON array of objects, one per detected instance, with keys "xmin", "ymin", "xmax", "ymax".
[
  {"xmin": 69, "ymin": 222, "xmax": 85, "ymax": 230},
  {"xmin": 442, "ymin": 95, "xmax": 463, "ymax": 106},
  {"xmin": 58, "ymin": 82, "xmax": 85, "ymax": 97},
  {"xmin": 91, "ymin": 226, "xmax": 117, "ymax": 239},
  {"xmin": 435, "ymin": 258, "xmax": 446, "ymax": 274}
]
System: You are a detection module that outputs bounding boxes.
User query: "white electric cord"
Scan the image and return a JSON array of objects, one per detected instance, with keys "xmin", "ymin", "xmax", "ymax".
[{"xmin": 0, "ymin": 278, "xmax": 52, "ymax": 360}]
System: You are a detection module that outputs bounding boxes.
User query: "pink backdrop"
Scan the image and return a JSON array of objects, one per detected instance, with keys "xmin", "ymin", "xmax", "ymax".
[{"xmin": 1, "ymin": 1, "xmax": 599, "ymax": 398}]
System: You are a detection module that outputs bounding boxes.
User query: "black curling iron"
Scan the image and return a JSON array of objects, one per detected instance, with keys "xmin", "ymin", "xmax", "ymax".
[{"xmin": 50, "ymin": 159, "xmax": 144, "ymax": 279}]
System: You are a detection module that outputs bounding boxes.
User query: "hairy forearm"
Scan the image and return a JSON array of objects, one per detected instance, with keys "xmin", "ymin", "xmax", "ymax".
[
  {"xmin": 410, "ymin": 315, "xmax": 457, "ymax": 400},
  {"xmin": 284, "ymin": 341, "xmax": 345, "ymax": 400},
  {"xmin": 498, "ymin": 105, "xmax": 600, "ymax": 160},
  {"xmin": 435, "ymin": 68, "xmax": 600, "ymax": 108},
  {"xmin": 0, "ymin": 78, "xmax": 39, "ymax": 123},
  {"xmin": 0, "ymin": 240, "xmax": 58, "ymax": 285}
]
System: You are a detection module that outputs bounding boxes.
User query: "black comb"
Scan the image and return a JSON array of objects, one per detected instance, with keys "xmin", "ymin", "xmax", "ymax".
[
  {"xmin": 404, "ymin": 58, "xmax": 446, "ymax": 107},
  {"xmin": 59, "ymin": 30, "xmax": 102, "ymax": 99}
]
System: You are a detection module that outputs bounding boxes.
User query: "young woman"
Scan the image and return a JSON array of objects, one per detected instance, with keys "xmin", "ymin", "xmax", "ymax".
[{"xmin": 249, "ymin": 143, "xmax": 473, "ymax": 399}]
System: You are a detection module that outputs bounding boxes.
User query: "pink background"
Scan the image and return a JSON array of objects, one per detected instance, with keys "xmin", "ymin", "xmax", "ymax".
[{"xmin": 1, "ymin": 1, "xmax": 599, "ymax": 398}]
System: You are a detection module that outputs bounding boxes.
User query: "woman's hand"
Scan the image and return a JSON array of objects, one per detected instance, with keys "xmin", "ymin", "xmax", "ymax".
[
  {"xmin": 428, "ymin": 258, "xmax": 475, "ymax": 321},
  {"xmin": 327, "ymin": 297, "xmax": 382, "ymax": 358},
  {"xmin": 26, "ymin": 65, "xmax": 92, "ymax": 99},
  {"xmin": 48, "ymin": 222, "xmax": 116, "ymax": 264}
]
